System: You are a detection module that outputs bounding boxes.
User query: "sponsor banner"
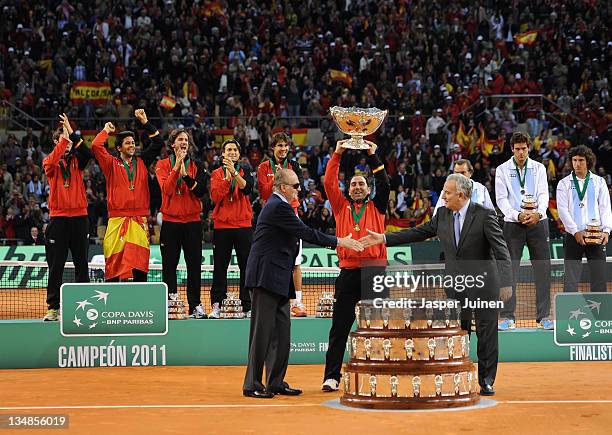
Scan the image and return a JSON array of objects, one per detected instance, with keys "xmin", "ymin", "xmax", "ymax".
[
  {"xmin": 69, "ymin": 81, "xmax": 112, "ymax": 106},
  {"xmin": 0, "ymin": 319, "xmax": 598, "ymax": 369},
  {"xmin": 554, "ymin": 293, "xmax": 612, "ymax": 346},
  {"xmin": 60, "ymin": 283, "xmax": 168, "ymax": 337}
]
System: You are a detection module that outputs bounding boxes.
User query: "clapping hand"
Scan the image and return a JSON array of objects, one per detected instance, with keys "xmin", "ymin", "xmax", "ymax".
[
  {"xmin": 359, "ymin": 229, "xmax": 386, "ymax": 248},
  {"xmin": 337, "ymin": 233, "xmax": 364, "ymax": 252},
  {"xmin": 173, "ymin": 148, "xmax": 187, "ymax": 172},
  {"xmin": 222, "ymin": 157, "xmax": 237, "ymax": 178}
]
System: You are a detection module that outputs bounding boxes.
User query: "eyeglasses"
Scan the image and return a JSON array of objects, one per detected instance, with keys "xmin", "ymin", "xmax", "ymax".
[{"xmin": 283, "ymin": 183, "xmax": 301, "ymax": 190}]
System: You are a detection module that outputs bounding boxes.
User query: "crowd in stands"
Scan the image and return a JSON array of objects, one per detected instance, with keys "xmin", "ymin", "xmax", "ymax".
[{"xmin": 0, "ymin": 0, "xmax": 610, "ymax": 244}]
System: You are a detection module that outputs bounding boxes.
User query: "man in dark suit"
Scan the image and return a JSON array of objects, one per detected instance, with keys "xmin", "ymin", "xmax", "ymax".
[
  {"xmin": 243, "ymin": 168, "xmax": 364, "ymax": 398},
  {"xmin": 361, "ymin": 173, "xmax": 512, "ymax": 396}
]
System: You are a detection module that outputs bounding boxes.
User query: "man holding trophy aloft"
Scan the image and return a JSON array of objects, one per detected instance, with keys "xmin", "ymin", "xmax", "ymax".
[
  {"xmin": 495, "ymin": 132, "xmax": 552, "ymax": 330},
  {"xmin": 321, "ymin": 107, "xmax": 390, "ymax": 392},
  {"xmin": 557, "ymin": 145, "xmax": 611, "ymax": 293}
]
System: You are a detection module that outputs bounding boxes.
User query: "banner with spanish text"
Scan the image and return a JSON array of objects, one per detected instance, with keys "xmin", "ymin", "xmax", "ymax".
[{"xmin": 70, "ymin": 81, "xmax": 112, "ymax": 106}]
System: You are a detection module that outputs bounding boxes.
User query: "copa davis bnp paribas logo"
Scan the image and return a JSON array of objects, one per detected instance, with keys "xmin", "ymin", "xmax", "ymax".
[
  {"xmin": 60, "ymin": 283, "xmax": 168, "ymax": 337},
  {"xmin": 554, "ymin": 293, "xmax": 612, "ymax": 346}
]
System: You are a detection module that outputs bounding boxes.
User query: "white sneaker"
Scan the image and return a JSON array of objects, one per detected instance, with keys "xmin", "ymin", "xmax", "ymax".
[
  {"xmin": 321, "ymin": 379, "xmax": 339, "ymax": 392},
  {"xmin": 190, "ymin": 304, "xmax": 207, "ymax": 319},
  {"xmin": 209, "ymin": 303, "xmax": 221, "ymax": 319},
  {"xmin": 245, "ymin": 310, "xmax": 251, "ymax": 318}
]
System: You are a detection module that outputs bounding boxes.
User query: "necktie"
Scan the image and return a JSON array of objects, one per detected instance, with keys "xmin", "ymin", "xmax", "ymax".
[{"xmin": 454, "ymin": 212, "xmax": 461, "ymax": 248}]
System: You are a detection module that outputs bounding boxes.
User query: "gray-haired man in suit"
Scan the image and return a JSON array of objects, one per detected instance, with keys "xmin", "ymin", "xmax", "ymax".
[
  {"xmin": 361, "ymin": 174, "xmax": 512, "ymax": 396},
  {"xmin": 242, "ymin": 168, "xmax": 364, "ymax": 398}
]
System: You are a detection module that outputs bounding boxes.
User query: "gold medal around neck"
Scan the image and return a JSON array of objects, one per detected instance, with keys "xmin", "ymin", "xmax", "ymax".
[
  {"xmin": 63, "ymin": 181, "xmax": 69, "ymax": 188},
  {"xmin": 129, "ymin": 185, "xmax": 135, "ymax": 190},
  {"xmin": 579, "ymin": 202, "xmax": 584, "ymax": 208},
  {"xmin": 354, "ymin": 225, "xmax": 360, "ymax": 231}
]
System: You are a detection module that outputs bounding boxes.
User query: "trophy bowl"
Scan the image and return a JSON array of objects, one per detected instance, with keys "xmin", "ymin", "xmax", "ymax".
[
  {"xmin": 584, "ymin": 219, "xmax": 604, "ymax": 245},
  {"xmin": 520, "ymin": 194, "xmax": 538, "ymax": 211},
  {"xmin": 329, "ymin": 106, "xmax": 388, "ymax": 150}
]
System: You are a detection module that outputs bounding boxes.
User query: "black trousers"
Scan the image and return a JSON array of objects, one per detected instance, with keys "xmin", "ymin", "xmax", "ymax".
[
  {"xmin": 323, "ymin": 267, "xmax": 387, "ymax": 382},
  {"xmin": 461, "ymin": 308, "xmax": 499, "ymax": 387},
  {"xmin": 160, "ymin": 220, "xmax": 202, "ymax": 312},
  {"xmin": 211, "ymin": 227, "xmax": 252, "ymax": 311},
  {"xmin": 563, "ymin": 233, "xmax": 607, "ymax": 292},
  {"xmin": 501, "ymin": 221, "xmax": 551, "ymax": 322},
  {"xmin": 243, "ymin": 288, "xmax": 291, "ymax": 392},
  {"xmin": 45, "ymin": 216, "xmax": 90, "ymax": 310}
]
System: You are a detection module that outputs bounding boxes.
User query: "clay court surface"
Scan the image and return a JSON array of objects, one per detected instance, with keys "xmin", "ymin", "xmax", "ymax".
[{"xmin": 1, "ymin": 363, "xmax": 610, "ymax": 434}]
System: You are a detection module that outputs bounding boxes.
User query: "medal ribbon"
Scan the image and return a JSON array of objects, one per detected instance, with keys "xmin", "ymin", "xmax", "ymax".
[
  {"xmin": 571, "ymin": 171, "xmax": 590, "ymax": 204},
  {"xmin": 122, "ymin": 156, "xmax": 137, "ymax": 186},
  {"xmin": 269, "ymin": 157, "xmax": 288, "ymax": 174},
  {"xmin": 513, "ymin": 157, "xmax": 527, "ymax": 193},
  {"xmin": 59, "ymin": 159, "xmax": 70, "ymax": 184},
  {"xmin": 351, "ymin": 198, "xmax": 369, "ymax": 228},
  {"xmin": 224, "ymin": 163, "xmax": 240, "ymax": 196}
]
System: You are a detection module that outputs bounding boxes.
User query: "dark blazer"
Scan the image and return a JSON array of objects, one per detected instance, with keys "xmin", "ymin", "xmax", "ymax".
[
  {"xmin": 245, "ymin": 193, "xmax": 337, "ymax": 298},
  {"xmin": 386, "ymin": 202, "xmax": 512, "ymax": 299}
]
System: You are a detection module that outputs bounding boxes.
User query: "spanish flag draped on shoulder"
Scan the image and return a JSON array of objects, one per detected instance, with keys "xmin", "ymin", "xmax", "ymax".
[
  {"xmin": 330, "ymin": 69, "xmax": 353, "ymax": 88},
  {"xmin": 514, "ymin": 30, "xmax": 538, "ymax": 46}
]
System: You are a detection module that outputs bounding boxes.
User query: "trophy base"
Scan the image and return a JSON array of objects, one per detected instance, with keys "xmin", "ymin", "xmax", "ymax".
[{"xmin": 341, "ymin": 136, "xmax": 370, "ymax": 150}]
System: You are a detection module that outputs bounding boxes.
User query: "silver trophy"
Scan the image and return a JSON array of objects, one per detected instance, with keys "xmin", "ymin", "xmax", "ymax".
[
  {"xmin": 412, "ymin": 376, "xmax": 421, "ymax": 397},
  {"xmin": 167, "ymin": 293, "xmax": 188, "ymax": 320},
  {"xmin": 403, "ymin": 306, "xmax": 412, "ymax": 328},
  {"xmin": 434, "ymin": 375, "xmax": 443, "ymax": 396},
  {"xmin": 219, "ymin": 293, "xmax": 245, "ymax": 318},
  {"xmin": 428, "ymin": 338, "xmax": 436, "ymax": 359},
  {"xmin": 448, "ymin": 337, "xmax": 455, "ymax": 359},
  {"xmin": 351, "ymin": 337, "xmax": 357, "ymax": 355},
  {"xmin": 382, "ymin": 307, "xmax": 391, "ymax": 328},
  {"xmin": 383, "ymin": 339, "xmax": 392, "ymax": 360},
  {"xmin": 343, "ymin": 372, "xmax": 350, "ymax": 393},
  {"xmin": 461, "ymin": 336, "xmax": 467, "ymax": 357},
  {"xmin": 454, "ymin": 373, "xmax": 461, "ymax": 394},
  {"xmin": 364, "ymin": 338, "xmax": 372, "ymax": 360},
  {"xmin": 369, "ymin": 375, "xmax": 377, "ymax": 397},
  {"xmin": 316, "ymin": 292, "xmax": 335, "ymax": 318},
  {"xmin": 405, "ymin": 339, "xmax": 415, "ymax": 360},
  {"xmin": 584, "ymin": 219, "xmax": 604, "ymax": 245},
  {"xmin": 329, "ymin": 106, "xmax": 388, "ymax": 150},
  {"xmin": 390, "ymin": 376, "xmax": 399, "ymax": 397}
]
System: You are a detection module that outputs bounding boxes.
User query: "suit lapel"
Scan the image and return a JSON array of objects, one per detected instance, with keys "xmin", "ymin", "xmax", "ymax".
[{"xmin": 456, "ymin": 203, "xmax": 476, "ymax": 252}]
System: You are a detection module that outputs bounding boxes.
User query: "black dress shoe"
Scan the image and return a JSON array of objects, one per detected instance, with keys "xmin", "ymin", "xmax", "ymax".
[
  {"xmin": 480, "ymin": 384, "xmax": 495, "ymax": 396},
  {"xmin": 270, "ymin": 386, "xmax": 302, "ymax": 396},
  {"xmin": 243, "ymin": 389, "xmax": 275, "ymax": 398}
]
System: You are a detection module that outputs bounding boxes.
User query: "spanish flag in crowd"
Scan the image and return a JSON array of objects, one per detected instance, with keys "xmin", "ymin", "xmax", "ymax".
[
  {"xmin": 160, "ymin": 95, "xmax": 177, "ymax": 110},
  {"xmin": 455, "ymin": 121, "xmax": 477, "ymax": 154},
  {"xmin": 514, "ymin": 30, "xmax": 538, "ymax": 45},
  {"xmin": 330, "ymin": 69, "xmax": 353, "ymax": 88},
  {"xmin": 477, "ymin": 124, "xmax": 504, "ymax": 157}
]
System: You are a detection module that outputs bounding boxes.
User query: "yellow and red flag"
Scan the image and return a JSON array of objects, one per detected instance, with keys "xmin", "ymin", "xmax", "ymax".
[
  {"xmin": 330, "ymin": 69, "xmax": 353, "ymax": 88},
  {"xmin": 160, "ymin": 95, "xmax": 177, "ymax": 110},
  {"xmin": 514, "ymin": 30, "xmax": 538, "ymax": 45}
]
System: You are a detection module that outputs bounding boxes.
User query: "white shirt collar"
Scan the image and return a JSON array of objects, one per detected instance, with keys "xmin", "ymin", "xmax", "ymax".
[
  {"xmin": 273, "ymin": 191, "xmax": 289, "ymax": 204},
  {"xmin": 456, "ymin": 199, "xmax": 471, "ymax": 218}
]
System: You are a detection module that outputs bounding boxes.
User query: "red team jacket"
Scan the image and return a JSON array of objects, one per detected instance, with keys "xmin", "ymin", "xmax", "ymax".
[
  {"xmin": 155, "ymin": 157, "xmax": 206, "ymax": 223},
  {"xmin": 323, "ymin": 153, "xmax": 388, "ymax": 269},
  {"xmin": 42, "ymin": 136, "xmax": 89, "ymax": 217},
  {"xmin": 210, "ymin": 164, "xmax": 253, "ymax": 229}
]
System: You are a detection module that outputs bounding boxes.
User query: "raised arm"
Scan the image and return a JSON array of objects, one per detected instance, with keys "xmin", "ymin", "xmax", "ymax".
[
  {"xmin": 365, "ymin": 141, "xmax": 390, "ymax": 214},
  {"xmin": 135, "ymin": 109, "xmax": 164, "ymax": 167},
  {"xmin": 323, "ymin": 143, "xmax": 348, "ymax": 212},
  {"xmin": 90, "ymin": 123, "xmax": 116, "ymax": 177}
]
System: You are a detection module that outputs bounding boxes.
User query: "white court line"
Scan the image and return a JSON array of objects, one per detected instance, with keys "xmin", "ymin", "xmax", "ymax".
[
  {"xmin": 0, "ymin": 404, "xmax": 320, "ymax": 410},
  {"xmin": 1, "ymin": 400, "xmax": 612, "ymax": 411}
]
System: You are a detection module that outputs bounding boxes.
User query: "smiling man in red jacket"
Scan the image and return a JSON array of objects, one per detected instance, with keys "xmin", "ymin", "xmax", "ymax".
[
  {"xmin": 321, "ymin": 139, "xmax": 390, "ymax": 392},
  {"xmin": 210, "ymin": 139, "xmax": 254, "ymax": 317},
  {"xmin": 155, "ymin": 128, "xmax": 208, "ymax": 318},
  {"xmin": 91, "ymin": 110, "xmax": 163, "ymax": 281},
  {"xmin": 42, "ymin": 113, "xmax": 92, "ymax": 321}
]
